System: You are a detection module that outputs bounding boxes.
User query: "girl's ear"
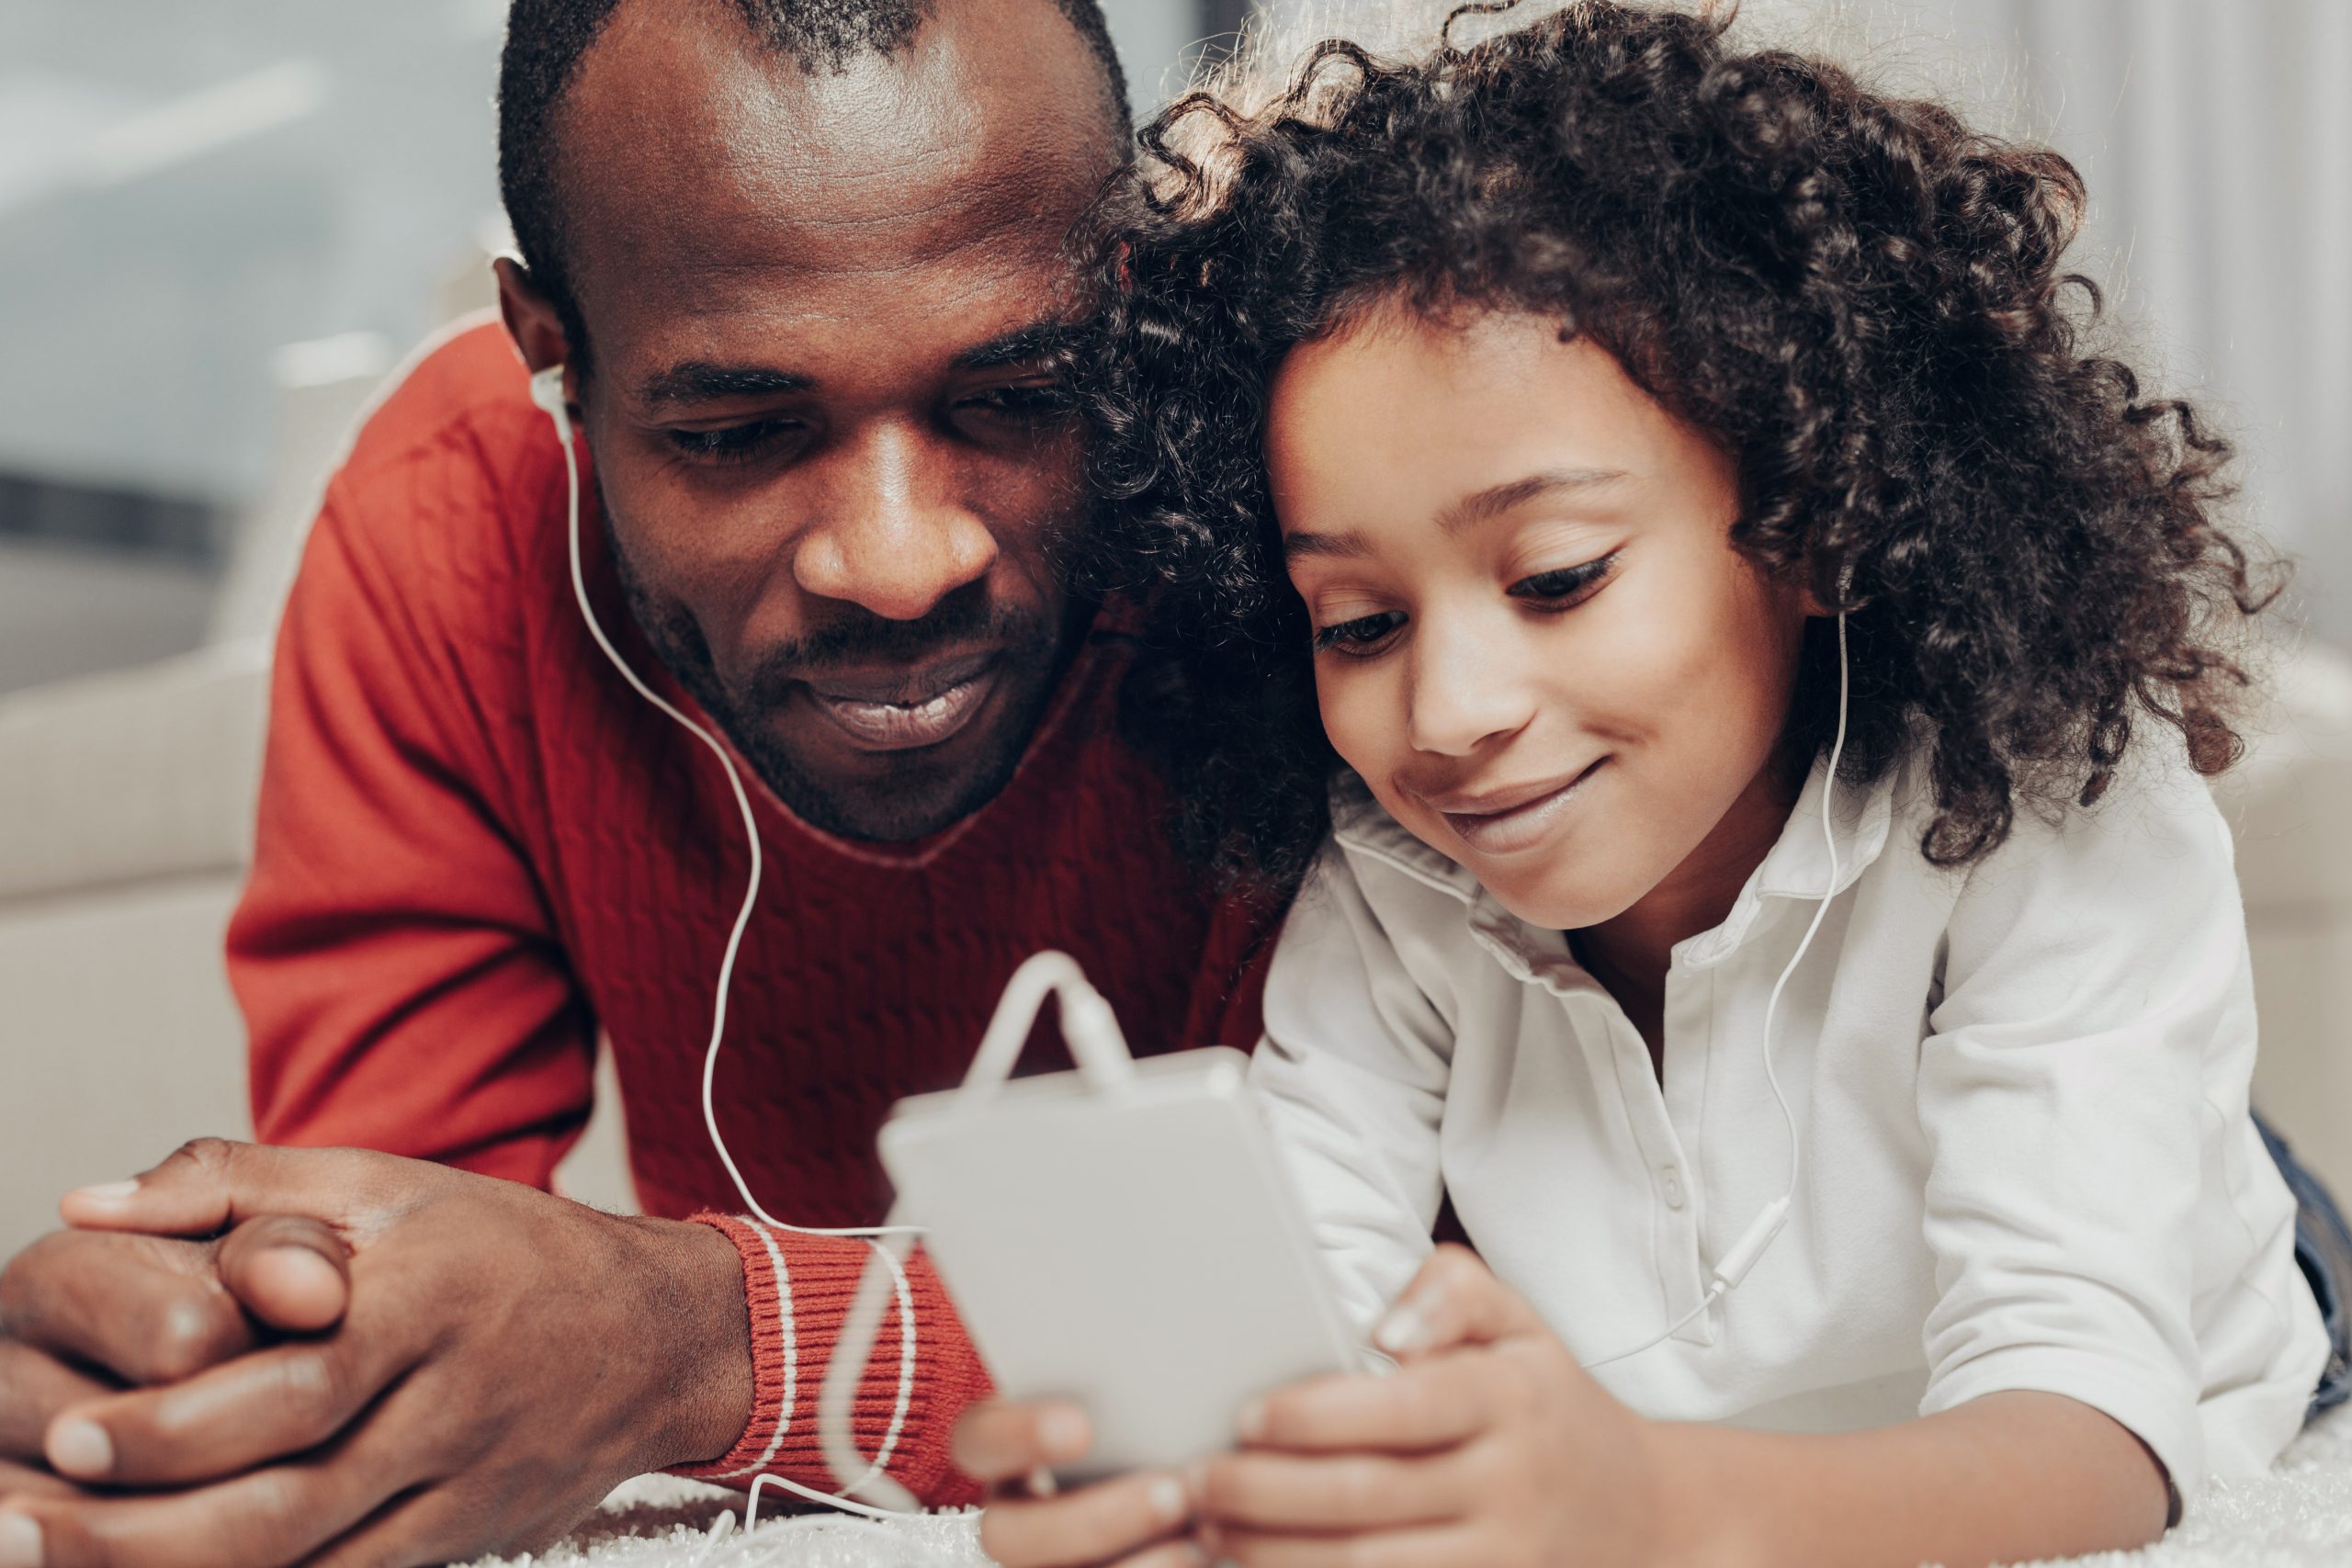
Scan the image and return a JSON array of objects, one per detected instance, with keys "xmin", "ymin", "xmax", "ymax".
[{"xmin": 1799, "ymin": 557, "xmax": 1859, "ymax": 618}]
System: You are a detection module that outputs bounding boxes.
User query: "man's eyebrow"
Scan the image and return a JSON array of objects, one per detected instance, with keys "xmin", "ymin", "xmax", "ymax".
[
  {"xmin": 637, "ymin": 363, "xmax": 813, "ymax": 409},
  {"xmin": 1436, "ymin": 468, "xmax": 1631, "ymax": 536},
  {"xmin": 951, "ymin": 321, "xmax": 1082, "ymax": 372}
]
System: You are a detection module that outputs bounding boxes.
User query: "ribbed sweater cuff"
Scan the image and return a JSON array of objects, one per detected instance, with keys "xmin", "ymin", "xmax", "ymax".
[{"xmin": 670, "ymin": 1213, "xmax": 994, "ymax": 1506}]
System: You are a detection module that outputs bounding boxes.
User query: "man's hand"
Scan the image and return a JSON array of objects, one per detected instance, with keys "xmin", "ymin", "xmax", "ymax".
[
  {"xmin": 0, "ymin": 1140, "xmax": 755, "ymax": 1568},
  {"xmin": 1191, "ymin": 1246, "xmax": 1663, "ymax": 1568},
  {"xmin": 2, "ymin": 1208, "xmax": 353, "ymax": 1508}
]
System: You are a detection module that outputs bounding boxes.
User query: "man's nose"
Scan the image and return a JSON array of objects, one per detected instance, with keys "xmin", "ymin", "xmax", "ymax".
[
  {"xmin": 789, "ymin": 423, "xmax": 999, "ymax": 621},
  {"xmin": 1405, "ymin": 615, "xmax": 1537, "ymax": 756}
]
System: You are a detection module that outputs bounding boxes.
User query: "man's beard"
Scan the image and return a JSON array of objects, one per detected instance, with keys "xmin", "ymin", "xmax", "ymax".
[{"xmin": 600, "ymin": 507, "xmax": 1079, "ymax": 843}]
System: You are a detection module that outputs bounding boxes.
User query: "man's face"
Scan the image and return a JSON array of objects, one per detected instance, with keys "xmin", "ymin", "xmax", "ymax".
[{"xmin": 548, "ymin": 0, "xmax": 1119, "ymax": 840}]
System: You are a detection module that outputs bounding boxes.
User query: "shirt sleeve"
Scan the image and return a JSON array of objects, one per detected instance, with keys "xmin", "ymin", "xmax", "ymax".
[
  {"xmin": 1248, "ymin": 842, "xmax": 1456, "ymax": 1336},
  {"xmin": 231, "ymin": 480, "xmax": 595, "ymax": 1188},
  {"xmin": 675, "ymin": 1218, "xmax": 994, "ymax": 1506},
  {"xmin": 1914, "ymin": 754, "xmax": 2256, "ymax": 1501}
]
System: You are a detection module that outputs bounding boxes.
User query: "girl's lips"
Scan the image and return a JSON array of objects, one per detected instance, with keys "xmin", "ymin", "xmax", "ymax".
[
  {"xmin": 1436, "ymin": 758, "xmax": 1608, "ymax": 856},
  {"xmin": 805, "ymin": 659, "xmax": 1001, "ymax": 751}
]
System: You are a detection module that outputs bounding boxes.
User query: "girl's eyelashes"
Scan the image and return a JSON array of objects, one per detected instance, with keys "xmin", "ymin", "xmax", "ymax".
[
  {"xmin": 1313, "ymin": 609, "xmax": 1407, "ymax": 657},
  {"xmin": 1509, "ymin": 550, "xmax": 1619, "ymax": 605},
  {"xmin": 1307, "ymin": 551, "xmax": 1620, "ymax": 657}
]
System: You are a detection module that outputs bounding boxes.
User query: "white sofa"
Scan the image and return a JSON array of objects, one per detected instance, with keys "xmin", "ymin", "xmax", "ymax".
[{"xmin": 2, "ymin": 333, "xmax": 2348, "ymax": 1259}]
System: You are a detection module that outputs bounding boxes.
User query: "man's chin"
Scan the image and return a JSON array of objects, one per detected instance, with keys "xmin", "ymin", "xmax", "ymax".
[{"xmin": 731, "ymin": 700, "xmax": 1046, "ymax": 843}]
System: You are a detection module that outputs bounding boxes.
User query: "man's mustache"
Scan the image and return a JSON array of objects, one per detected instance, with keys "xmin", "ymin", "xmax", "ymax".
[{"xmin": 744, "ymin": 592, "xmax": 1046, "ymax": 706}]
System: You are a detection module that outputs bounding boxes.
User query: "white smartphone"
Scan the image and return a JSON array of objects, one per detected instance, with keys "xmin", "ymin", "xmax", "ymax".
[{"xmin": 877, "ymin": 1046, "xmax": 1363, "ymax": 1480}]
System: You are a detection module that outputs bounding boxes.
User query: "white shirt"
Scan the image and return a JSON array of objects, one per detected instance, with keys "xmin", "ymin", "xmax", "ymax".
[{"xmin": 1251, "ymin": 746, "xmax": 2330, "ymax": 1502}]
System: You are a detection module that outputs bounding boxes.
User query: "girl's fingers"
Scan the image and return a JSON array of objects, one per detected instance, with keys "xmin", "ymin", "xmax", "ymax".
[
  {"xmin": 952, "ymin": 1399, "xmax": 1094, "ymax": 1484},
  {"xmin": 1191, "ymin": 1447, "xmax": 1464, "ymax": 1532},
  {"xmin": 978, "ymin": 1469, "xmax": 1193, "ymax": 1568},
  {"xmin": 1242, "ymin": 1355, "xmax": 1494, "ymax": 1454},
  {"xmin": 1372, "ymin": 1245, "xmax": 1546, "ymax": 1358},
  {"xmin": 1210, "ymin": 1522, "xmax": 1485, "ymax": 1568}
]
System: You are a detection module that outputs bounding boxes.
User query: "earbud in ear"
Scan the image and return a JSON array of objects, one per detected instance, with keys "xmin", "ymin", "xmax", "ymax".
[{"xmin": 529, "ymin": 364, "xmax": 571, "ymax": 441}]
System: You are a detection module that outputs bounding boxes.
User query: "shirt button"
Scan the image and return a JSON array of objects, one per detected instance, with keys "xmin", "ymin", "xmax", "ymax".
[{"xmin": 1660, "ymin": 1166, "xmax": 1687, "ymax": 1210}]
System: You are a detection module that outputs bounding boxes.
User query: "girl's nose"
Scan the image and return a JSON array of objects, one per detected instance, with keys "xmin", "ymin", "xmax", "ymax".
[{"xmin": 1405, "ymin": 617, "xmax": 1537, "ymax": 756}]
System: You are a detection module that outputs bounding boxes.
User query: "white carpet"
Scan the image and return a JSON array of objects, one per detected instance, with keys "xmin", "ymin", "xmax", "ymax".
[{"xmin": 469, "ymin": 1407, "xmax": 2352, "ymax": 1568}]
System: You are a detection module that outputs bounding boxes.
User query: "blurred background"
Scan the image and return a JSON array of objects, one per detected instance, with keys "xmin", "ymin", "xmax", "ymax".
[{"xmin": 0, "ymin": 0, "xmax": 2346, "ymax": 1258}]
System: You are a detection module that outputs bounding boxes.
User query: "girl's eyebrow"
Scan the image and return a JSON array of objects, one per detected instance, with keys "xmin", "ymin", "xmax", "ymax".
[
  {"xmin": 1435, "ymin": 468, "xmax": 1630, "ymax": 536},
  {"xmin": 1283, "ymin": 467, "xmax": 1633, "ymax": 560}
]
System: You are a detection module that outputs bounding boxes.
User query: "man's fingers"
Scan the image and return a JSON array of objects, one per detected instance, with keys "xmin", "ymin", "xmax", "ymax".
[
  {"xmin": 0, "ymin": 1232, "xmax": 254, "ymax": 1386},
  {"xmin": 0, "ymin": 1426, "xmax": 415, "ymax": 1568},
  {"xmin": 59, "ymin": 1141, "xmax": 373, "ymax": 1240},
  {"xmin": 978, "ymin": 1471, "xmax": 1192, "ymax": 1568},
  {"xmin": 1192, "ymin": 1448, "xmax": 1461, "ymax": 1533},
  {"xmin": 45, "ymin": 1327, "xmax": 415, "ymax": 1488},
  {"xmin": 1241, "ymin": 1358, "xmax": 1492, "ymax": 1455},
  {"xmin": 951, "ymin": 1399, "xmax": 1093, "ymax": 1483},
  {"xmin": 215, "ymin": 1217, "xmax": 350, "ymax": 1335},
  {"xmin": 0, "ymin": 1459, "xmax": 87, "ymax": 1505},
  {"xmin": 0, "ymin": 1344, "xmax": 112, "ymax": 1459},
  {"xmin": 1371, "ymin": 1245, "xmax": 1543, "ymax": 1358}
]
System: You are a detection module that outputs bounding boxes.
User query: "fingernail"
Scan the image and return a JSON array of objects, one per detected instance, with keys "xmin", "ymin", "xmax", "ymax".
[
  {"xmin": 1148, "ymin": 1473, "xmax": 1188, "ymax": 1524},
  {"xmin": 0, "ymin": 1512, "xmax": 43, "ymax": 1568},
  {"xmin": 1235, "ymin": 1397, "xmax": 1266, "ymax": 1441},
  {"xmin": 46, "ymin": 1416, "xmax": 113, "ymax": 1479},
  {"xmin": 1374, "ymin": 1302, "xmax": 1426, "ymax": 1355},
  {"xmin": 1039, "ymin": 1405, "xmax": 1088, "ymax": 1459},
  {"xmin": 69, "ymin": 1179, "xmax": 139, "ymax": 1202}
]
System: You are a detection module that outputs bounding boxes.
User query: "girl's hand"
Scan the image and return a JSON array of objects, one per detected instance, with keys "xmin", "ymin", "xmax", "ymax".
[{"xmin": 1191, "ymin": 1246, "xmax": 1666, "ymax": 1568}]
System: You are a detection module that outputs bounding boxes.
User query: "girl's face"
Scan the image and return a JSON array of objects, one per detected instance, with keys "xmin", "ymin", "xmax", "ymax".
[{"xmin": 1264, "ymin": 305, "xmax": 1814, "ymax": 931}]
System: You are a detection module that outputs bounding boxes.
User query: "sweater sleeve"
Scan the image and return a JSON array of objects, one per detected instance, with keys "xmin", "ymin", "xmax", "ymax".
[
  {"xmin": 676, "ymin": 1216, "xmax": 995, "ymax": 1506},
  {"xmin": 231, "ymin": 479, "xmax": 595, "ymax": 1188}
]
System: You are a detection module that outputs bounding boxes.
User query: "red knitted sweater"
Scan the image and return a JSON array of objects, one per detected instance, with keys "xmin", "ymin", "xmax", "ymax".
[{"xmin": 230, "ymin": 321, "xmax": 1279, "ymax": 1505}]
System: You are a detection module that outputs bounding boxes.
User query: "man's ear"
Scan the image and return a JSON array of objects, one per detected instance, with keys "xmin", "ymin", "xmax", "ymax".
[{"xmin": 495, "ymin": 256, "xmax": 572, "ymax": 380}]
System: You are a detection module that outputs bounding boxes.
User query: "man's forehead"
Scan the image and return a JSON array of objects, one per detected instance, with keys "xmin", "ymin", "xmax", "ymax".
[{"xmin": 560, "ymin": 0, "xmax": 1114, "ymax": 335}]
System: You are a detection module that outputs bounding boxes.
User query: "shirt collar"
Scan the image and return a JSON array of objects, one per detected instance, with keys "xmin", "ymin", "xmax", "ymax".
[{"xmin": 1330, "ymin": 753, "xmax": 1899, "ymax": 981}]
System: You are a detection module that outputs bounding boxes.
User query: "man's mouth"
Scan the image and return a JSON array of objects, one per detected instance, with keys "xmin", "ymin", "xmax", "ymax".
[
  {"xmin": 801, "ymin": 652, "xmax": 1002, "ymax": 752},
  {"xmin": 1424, "ymin": 756, "xmax": 1610, "ymax": 856}
]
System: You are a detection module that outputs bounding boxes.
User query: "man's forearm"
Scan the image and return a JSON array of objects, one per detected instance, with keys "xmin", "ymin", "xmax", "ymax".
[{"xmin": 1645, "ymin": 1391, "xmax": 2171, "ymax": 1568}]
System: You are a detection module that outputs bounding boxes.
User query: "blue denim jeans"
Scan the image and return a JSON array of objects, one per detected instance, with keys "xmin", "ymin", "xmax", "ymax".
[{"xmin": 2256, "ymin": 1114, "xmax": 2352, "ymax": 1417}]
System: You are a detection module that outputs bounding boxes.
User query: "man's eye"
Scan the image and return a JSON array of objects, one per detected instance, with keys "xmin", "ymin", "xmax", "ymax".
[
  {"xmin": 957, "ymin": 383, "xmax": 1076, "ymax": 423},
  {"xmin": 666, "ymin": 420, "xmax": 801, "ymax": 465},
  {"xmin": 1313, "ymin": 610, "xmax": 1407, "ymax": 656},
  {"xmin": 1509, "ymin": 552, "xmax": 1619, "ymax": 605}
]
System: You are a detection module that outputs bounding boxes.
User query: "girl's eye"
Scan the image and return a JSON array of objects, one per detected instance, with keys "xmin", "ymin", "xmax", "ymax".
[
  {"xmin": 666, "ymin": 420, "xmax": 802, "ymax": 466},
  {"xmin": 1313, "ymin": 610, "xmax": 1407, "ymax": 656},
  {"xmin": 1509, "ymin": 551, "xmax": 1619, "ymax": 606}
]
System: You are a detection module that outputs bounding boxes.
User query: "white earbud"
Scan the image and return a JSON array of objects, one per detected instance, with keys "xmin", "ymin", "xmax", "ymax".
[{"xmin": 528, "ymin": 363, "xmax": 571, "ymax": 439}]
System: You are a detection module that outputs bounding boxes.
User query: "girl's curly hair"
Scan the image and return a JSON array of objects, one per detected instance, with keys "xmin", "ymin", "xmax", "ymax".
[{"xmin": 1078, "ymin": 0, "xmax": 2276, "ymax": 896}]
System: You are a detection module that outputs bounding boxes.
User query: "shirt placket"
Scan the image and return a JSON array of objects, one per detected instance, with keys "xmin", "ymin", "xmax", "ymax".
[{"xmin": 1580, "ymin": 986, "xmax": 1716, "ymax": 1349}]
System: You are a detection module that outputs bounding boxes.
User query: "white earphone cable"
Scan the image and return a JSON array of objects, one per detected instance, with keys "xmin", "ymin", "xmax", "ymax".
[
  {"xmin": 1577, "ymin": 610, "xmax": 1850, "ymax": 1371},
  {"xmin": 535, "ymin": 366, "xmax": 924, "ymax": 1524}
]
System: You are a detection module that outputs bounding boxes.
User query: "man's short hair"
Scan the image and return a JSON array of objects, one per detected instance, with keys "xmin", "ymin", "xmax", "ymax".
[{"xmin": 498, "ymin": 0, "xmax": 1133, "ymax": 358}]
